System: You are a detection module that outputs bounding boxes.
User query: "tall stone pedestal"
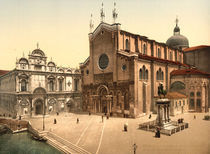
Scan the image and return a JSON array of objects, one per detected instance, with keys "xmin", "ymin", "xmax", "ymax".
[{"xmin": 156, "ymin": 98, "xmax": 170, "ymax": 127}]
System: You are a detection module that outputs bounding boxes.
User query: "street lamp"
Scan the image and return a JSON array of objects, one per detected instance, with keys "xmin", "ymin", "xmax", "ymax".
[{"xmin": 43, "ymin": 99, "xmax": 46, "ymax": 131}]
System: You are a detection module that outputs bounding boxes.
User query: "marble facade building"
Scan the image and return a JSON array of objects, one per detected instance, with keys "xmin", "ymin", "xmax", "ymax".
[{"xmin": 0, "ymin": 46, "xmax": 81, "ymax": 117}]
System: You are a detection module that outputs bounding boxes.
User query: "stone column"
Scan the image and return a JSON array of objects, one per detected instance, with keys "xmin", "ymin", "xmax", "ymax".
[
  {"xmin": 164, "ymin": 105, "xmax": 167, "ymax": 123},
  {"xmin": 167, "ymin": 105, "xmax": 170, "ymax": 122},
  {"xmin": 157, "ymin": 105, "xmax": 160, "ymax": 125}
]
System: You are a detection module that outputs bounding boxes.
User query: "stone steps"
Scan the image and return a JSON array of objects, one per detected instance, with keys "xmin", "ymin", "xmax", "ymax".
[
  {"xmin": 46, "ymin": 136, "xmax": 76, "ymax": 154},
  {"xmin": 46, "ymin": 132, "xmax": 91, "ymax": 154}
]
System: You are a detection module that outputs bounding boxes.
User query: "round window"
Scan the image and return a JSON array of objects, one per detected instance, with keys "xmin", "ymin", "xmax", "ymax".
[
  {"xmin": 122, "ymin": 64, "xmax": 127, "ymax": 71},
  {"xmin": 98, "ymin": 54, "xmax": 109, "ymax": 70}
]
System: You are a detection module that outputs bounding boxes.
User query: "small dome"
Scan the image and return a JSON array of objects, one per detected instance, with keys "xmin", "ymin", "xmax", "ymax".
[
  {"xmin": 173, "ymin": 26, "xmax": 180, "ymax": 33},
  {"xmin": 166, "ymin": 18, "xmax": 189, "ymax": 49},
  {"xmin": 166, "ymin": 34, "xmax": 189, "ymax": 49},
  {"xmin": 31, "ymin": 49, "xmax": 45, "ymax": 57}
]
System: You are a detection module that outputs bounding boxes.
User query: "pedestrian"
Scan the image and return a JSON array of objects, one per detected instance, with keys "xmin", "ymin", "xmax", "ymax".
[
  {"xmin": 77, "ymin": 118, "xmax": 79, "ymax": 124},
  {"xmin": 124, "ymin": 123, "xmax": 128, "ymax": 132},
  {"xmin": 194, "ymin": 115, "xmax": 196, "ymax": 119},
  {"xmin": 19, "ymin": 115, "xmax": 21, "ymax": 120},
  {"xmin": 89, "ymin": 112, "xmax": 91, "ymax": 116},
  {"xmin": 56, "ymin": 112, "xmax": 59, "ymax": 116},
  {"xmin": 155, "ymin": 127, "xmax": 160, "ymax": 138},
  {"xmin": 106, "ymin": 114, "xmax": 109, "ymax": 120},
  {"xmin": 102, "ymin": 115, "xmax": 104, "ymax": 122},
  {"xmin": 149, "ymin": 114, "xmax": 152, "ymax": 119},
  {"xmin": 54, "ymin": 118, "xmax": 57, "ymax": 124}
]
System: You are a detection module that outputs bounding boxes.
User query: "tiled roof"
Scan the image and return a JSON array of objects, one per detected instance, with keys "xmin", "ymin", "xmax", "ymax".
[
  {"xmin": 138, "ymin": 53, "xmax": 189, "ymax": 67},
  {"xmin": 171, "ymin": 69, "xmax": 210, "ymax": 76},
  {"xmin": 154, "ymin": 92, "xmax": 187, "ymax": 99},
  {"xmin": 0, "ymin": 70, "xmax": 10, "ymax": 76},
  {"xmin": 183, "ymin": 45, "xmax": 210, "ymax": 52},
  {"xmin": 117, "ymin": 51, "xmax": 189, "ymax": 67}
]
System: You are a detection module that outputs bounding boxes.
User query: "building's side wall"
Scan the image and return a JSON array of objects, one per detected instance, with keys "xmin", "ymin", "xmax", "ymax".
[{"xmin": 184, "ymin": 48, "xmax": 210, "ymax": 73}]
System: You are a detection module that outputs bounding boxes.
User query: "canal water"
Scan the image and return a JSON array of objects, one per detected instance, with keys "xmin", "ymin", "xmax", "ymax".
[{"xmin": 0, "ymin": 132, "xmax": 62, "ymax": 154}]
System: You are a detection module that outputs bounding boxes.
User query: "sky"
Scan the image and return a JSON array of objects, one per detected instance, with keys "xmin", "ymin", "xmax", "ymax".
[{"xmin": 0, "ymin": 0, "xmax": 209, "ymax": 70}]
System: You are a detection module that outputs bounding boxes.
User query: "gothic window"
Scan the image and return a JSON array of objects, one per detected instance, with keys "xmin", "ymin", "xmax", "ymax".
[
  {"xmin": 143, "ymin": 44, "xmax": 146, "ymax": 54},
  {"xmin": 170, "ymin": 52, "xmax": 173, "ymax": 60},
  {"xmin": 139, "ymin": 66, "xmax": 148, "ymax": 80},
  {"xmin": 183, "ymin": 100, "xmax": 185, "ymax": 105},
  {"xmin": 139, "ymin": 69, "xmax": 142, "ymax": 79},
  {"xmin": 145, "ymin": 70, "xmax": 148, "ymax": 80},
  {"xmin": 175, "ymin": 51, "xmax": 177, "ymax": 61},
  {"xmin": 161, "ymin": 71, "xmax": 164, "ymax": 80},
  {"xmin": 142, "ymin": 66, "xmax": 145, "ymax": 79},
  {"xmin": 59, "ymin": 80, "xmax": 63, "ymax": 91},
  {"xmin": 156, "ymin": 68, "xmax": 164, "ymax": 80},
  {"xmin": 190, "ymin": 92, "xmax": 194, "ymax": 97},
  {"xmin": 125, "ymin": 39, "xmax": 130, "ymax": 51},
  {"xmin": 21, "ymin": 80, "xmax": 27, "ymax": 91},
  {"xmin": 74, "ymin": 79, "xmax": 79, "ymax": 91},
  {"xmin": 158, "ymin": 48, "xmax": 161, "ymax": 58},
  {"xmin": 196, "ymin": 92, "xmax": 201, "ymax": 97},
  {"xmin": 197, "ymin": 99, "xmax": 201, "ymax": 107},
  {"xmin": 49, "ymin": 80, "xmax": 54, "ymax": 91},
  {"xmin": 179, "ymin": 54, "xmax": 182, "ymax": 62},
  {"xmin": 190, "ymin": 99, "xmax": 194, "ymax": 109},
  {"xmin": 156, "ymin": 71, "xmax": 159, "ymax": 80}
]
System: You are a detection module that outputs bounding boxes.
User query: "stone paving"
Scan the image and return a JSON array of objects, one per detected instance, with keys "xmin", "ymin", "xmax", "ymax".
[{"xmin": 25, "ymin": 112, "xmax": 210, "ymax": 154}]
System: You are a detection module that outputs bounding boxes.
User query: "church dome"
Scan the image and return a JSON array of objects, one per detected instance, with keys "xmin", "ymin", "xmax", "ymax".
[
  {"xmin": 166, "ymin": 34, "xmax": 189, "ymax": 49},
  {"xmin": 166, "ymin": 18, "xmax": 189, "ymax": 49}
]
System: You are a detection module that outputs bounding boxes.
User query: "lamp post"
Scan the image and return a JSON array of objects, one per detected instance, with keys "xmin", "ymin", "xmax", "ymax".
[{"xmin": 43, "ymin": 98, "xmax": 46, "ymax": 131}]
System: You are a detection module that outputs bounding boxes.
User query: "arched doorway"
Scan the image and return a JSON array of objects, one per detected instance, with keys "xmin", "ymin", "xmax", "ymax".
[
  {"xmin": 97, "ymin": 85, "xmax": 110, "ymax": 114},
  {"xmin": 66, "ymin": 98, "xmax": 75, "ymax": 112},
  {"xmin": 34, "ymin": 99, "xmax": 43, "ymax": 115},
  {"xmin": 33, "ymin": 87, "xmax": 46, "ymax": 115}
]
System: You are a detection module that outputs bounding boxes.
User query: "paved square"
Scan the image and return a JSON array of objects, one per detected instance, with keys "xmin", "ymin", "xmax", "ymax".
[{"xmin": 25, "ymin": 113, "xmax": 210, "ymax": 154}]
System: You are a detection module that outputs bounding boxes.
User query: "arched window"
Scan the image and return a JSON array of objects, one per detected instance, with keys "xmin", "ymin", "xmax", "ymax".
[
  {"xmin": 142, "ymin": 66, "xmax": 146, "ymax": 79},
  {"xmin": 21, "ymin": 80, "xmax": 27, "ymax": 91},
  {"xmin": 158, "ymin": 48, "xmax": 161, "ymax": 58},
  {"xmin": 190, "ymin": 92, "xmax": 194, "ymax": 97},
  {"xmin": 49, "ymin": 80, "xmax": 54, "ymax": 91},
  {"xmin": 156, "ymin": 68, "xmax": 163, "ymax": 80},
  {"xmin": 170, "ymin": 52, "xmax": 173, "ymax": 60},
  {"xmin": 145, "ymin": 70, "xmax": 148, "ymax": 80},
  {"xmin": 59, "ymin": 80, "xmax": 63, "ymax": 91},
  {"xmin": 139, "ymin": 69, "xmax": 142, "ymax": 79},
  {"xmin": 161, "ymin": 71, "xmax": 164, "ymax": 80},
  {"xmin": 125, "ymin": 39, "xmax": 129, "ymax": 50},
  {"xmin": 74, "ymin": 79, "xmax": 79, "ymax": 91},
  {"xmin": 179, "ymin": 54, "xmax": 182, "ymax": 62},
  {"xmin": 143, "ymin": 44, "xmax": 146, "ymax": 54},
  {"xmin": 196, "ymin": 92, "xmax": 201, "ymax": 97},
  {"xmin": 156, "ymin": 71, "xmax": 159, "ymax": 80},
  {"xmin": 175, "ymin": 51, "xmax": 177, "ymax": 61}
]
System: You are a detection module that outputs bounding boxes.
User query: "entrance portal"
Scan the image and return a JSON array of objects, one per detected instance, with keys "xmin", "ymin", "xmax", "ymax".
[{"xmin": 35, "ymin": 100, "xmax": 43, "ymax": 115}]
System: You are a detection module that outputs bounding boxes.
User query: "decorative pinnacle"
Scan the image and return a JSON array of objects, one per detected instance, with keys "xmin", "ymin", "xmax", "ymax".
[
  {"xmin": 175, "ymin": 16, "xmax": 179, "ymax": 26},
  {"xmin": 37, "ymin": 42, "xmax": 39, "ymax": 49},
  {"xmin": 100, "ymin": 2, "xmax": 105, "ymax": 22},
  {"xmin": 89, "ymin": 14, "xmax": 94, "ymax": 33},
  {"xmin": 113, "ymin": 2, "xmax": 118, "ymax": 23}
]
